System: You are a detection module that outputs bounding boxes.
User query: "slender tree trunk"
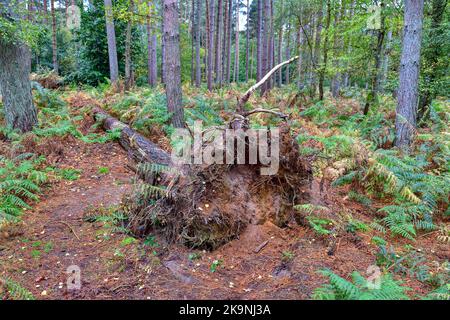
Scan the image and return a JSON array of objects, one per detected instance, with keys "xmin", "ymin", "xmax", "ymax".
[
  {"xmin": 342, "ymin": 0, "xmax": 355, "ymax": 88},
  {"xmin": 215, "ymin": 0, "xmax": 223, "ymax": 85},
  {"xmin": 161, "ymin": 0, "xmax": 166, "ymax": 84},
  {"xmin": 124, "ymin": 0, "xmax": 134, "ymax": 91},
  {"xmin": 363, "ymin": 2, "xmax": 386, "ymax": 115},
  {"xmin": 311, "ymin": 7, "xmax": 323, "ymax": 98},
  {"xmin": 395, "ymin": 0, "xmax": 424, "ymax": 149},
  {"xmin": 222, "ymin": 0, "xmax": 228, "ymax": 83},
  {"xmin": 380, "ymin": 30, "xmax": 392, "ymax": 92},
  {"xmin": 331, "ymin": 0, "xmax": 343, "ymax": 98},
  {"xmin": 261, "ymin": 0, "xmax": 270, "ymax": 95},
  {"xmin": 256, "ymin": 0, "xmax": 263, "ymax": 81},
  {"xmin": 298, "ymin": 25, "xmax": 304, "ymax": 89},
  {"xmin": 0, "ymin": 41, "xmax": 38, "ymax": 132},
  {"xmin": 43, "ymin": 0, "xmax": 48, "ymax": 23},
  {"xmin": 285, "ymin": 23, "xmax": 291, "ymax": 85},
  {"xmin": 245, "ymin": 0, "xmax": 250, "ymax": 82},
  {"xmin": 50, "ymin": 0, "xmax": 58, "ymax": 74},
  {"xmin": 250, "ymin": 41, "xmax": 254, "ymax": 79},
  {"xmin": 195, "ymin": 0, "xmax": 202, "ymax": 87},
  {"xmin": 104, "ymin": 0, "xmax": 119, "ymax": 84},
  {"xmin": 147, "ymin": 1, "xmax": 157, "ymax": 87},
  {"xmin": 206, "ymin": 0, "xmax": 215, "ymax": 90},
  {"xmin": 318, "ymin": 0, "xmax": 331, "ymax": 101},
  {"xmin": 225, "ymin": 0, "xmax": 232, "ymax": 83},
  {"xmin": 233, "ymin": 0, "xmax": 239, "ymax": 83},
  {"xmin": 163, "ymin": 0, "xmax": 184, "ymax": 128}
]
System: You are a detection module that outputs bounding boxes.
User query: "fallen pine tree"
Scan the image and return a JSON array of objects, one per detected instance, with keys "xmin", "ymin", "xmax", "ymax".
[{"xmin": 92, "ymin": 57, "xmax": 312, "ymax": 250}]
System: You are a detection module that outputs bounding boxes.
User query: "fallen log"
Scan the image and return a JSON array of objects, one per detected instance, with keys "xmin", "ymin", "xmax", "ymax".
[
  {"xmin": 92, "ymin": 107, "xmax": 171, "ymax": 166},
  {"xmin": 92, "ymin": 100, "xmax": 312, "ymax": 251}
]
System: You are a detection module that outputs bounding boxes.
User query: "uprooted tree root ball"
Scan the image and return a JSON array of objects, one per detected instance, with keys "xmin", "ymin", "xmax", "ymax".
[{"xmin": 123, "ymin": 125, "xmax": 313, "ymax": 250}]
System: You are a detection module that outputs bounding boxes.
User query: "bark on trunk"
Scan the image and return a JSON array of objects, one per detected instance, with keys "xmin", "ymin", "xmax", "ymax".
[
  {"xmin": 206, "ymin": 0, "xmax": 215, "ymax": 90},
  {"xmin": 318, "ymin": 0, "xmax": 331, "ymax": 101},
  {"xmin": 147, "ymin": 1, "xmax": 158, "ymax": 87},
  {"xmin": 104, "ymin": 0, "xmax": 119, "ymax": 84},
  {"xmin": 215, "ymin": 0, "xmax": 223, "ymax": 85},
  {"xmin": 163, "ymin": 0, "xmax": 184, "ymax": 128},
  {"xmin": 395, "ymin": 0, "xmax": 424, "ymax": 150},
  {"xmin": 93, "ymin": 108, "xmax": 171, "ymax": 165},
  {"xmin": 124, "ymin": 0, "xmax": 134, "ymax": 91},
  {"xmin": 256, "ymin": 0, "xmax": 262, "ymax": 81},
  {"xmin": 245, "ymin": 0, "xmax": 250, "ymax": 82},
  {"xmin": 0, "ymin": 41, "xmax": 38, "ymax": 133},
  {"xmin": 194, "ymin": 0, "xmax": 202, "ymax": 87},
  {"xmin": 363, "ymin": 3, "xmax": 386, "ymax": 115},
  {"xmin": 50, "ymin": 0, "xmax": 59, "ymax": 75},
  {"xmin": 233, "ymin": 0, "xmax": 240, "ymax": 83}
]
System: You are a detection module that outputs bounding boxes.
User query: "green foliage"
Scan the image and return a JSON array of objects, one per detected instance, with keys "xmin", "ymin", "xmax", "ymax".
[
  {"xmin": 313, "ymin": 269, "xmax": 410, "ymax": 300},
  {"xmin": 0, "ymin": 154, "xmax": 47, "ymax": 224},
  {"xmin": 0, "ymin": 277, "xmax": 35, "ymax": 300},
  {"xmin": 59, "ymin": 168, "xmax": 82, "ymax": 181}
]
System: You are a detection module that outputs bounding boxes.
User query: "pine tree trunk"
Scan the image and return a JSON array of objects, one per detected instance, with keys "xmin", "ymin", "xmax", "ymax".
[
  {"xmin": 319, "ymin": 0, "xmax": 331, "ymax": 101},
  {"xmin": 256, "ymin": 0, "xmax": 263, "ymax": 81},
  {"xmin": 260, "ymin": 0, "xmax": 270, "ymax": 95},
  {"xmin": 222, "ymin": 0, "xmax": 228, "ymax": 83},
  {"xmin": 215, "ymin": 0, "xmax": 223, "ymax": 85},
  {"xmin": 206, "ymin": 0, "xmax": 215, "ymax": 90},
  {"xmin": 363, "ymin": 3, "xmax": 386, "ymax": 115},
  {"xmin": 226, "ymin": 0, "xmax": 232, "ymax": 83},
  {"xmin": 233, "ymin": 0, "xmax": 239, "ymax": 83},
  {"xmin": 245, "ymin": 0, "xmax": 250, "ymax": 82},
  {"xmin": 285, "ymin": 23, "xmax": 291, "ymax": 85},
  {"xmin": 0, "ymin": 41, "xmax": 38, "ymax": 132},
  {"xmin": 104, "ymin": 0, "xmax": 119, "ymax": 84},
  {"xmin": 163, "ymin": 0, "xmax": 184, "ymax": 128},
  {"xmin": 124, "ymin": 0, "xmax": 134, "ymax": 91},
  {"xmin": 195, "ymin": 0, "xmax": 202, "ymax": 87},
  {"xmin": 395, "ymin": 0, "xmax": 424, "ymax": 149},
  {"xmin": 50, "ymin": 0, "xmax": 58, "ymax": 74},
  {"xmin": 147, "ymin": 1, "xmax": 158, "ymax": 87},
  {"xmin": 311, "ymin": 8, "xmax": 322, "ymax": 98}
]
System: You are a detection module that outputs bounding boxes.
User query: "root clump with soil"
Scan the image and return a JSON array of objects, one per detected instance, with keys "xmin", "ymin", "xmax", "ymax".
[{"xmin": 123, "ymin": 123, "xmax": 312, "ymax": 250}]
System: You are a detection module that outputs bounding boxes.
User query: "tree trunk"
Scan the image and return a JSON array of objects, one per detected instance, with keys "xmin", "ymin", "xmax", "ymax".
[
  {"xmin": 245, "ymin": 0, "xmax": 250, "ymax": 82},
  {"xmin": 285, "ymin": 23, "xmax": 291, "ymax": 85},
  {"xmin": 395, "ymin": 0, "xmax": 424, "ymax": 150},
  {"xmin": 233, "ymin": 0, "xmax": 239, "ymax": 83},
  {"xmin": 50, "ymin": 0, "xmax": 58, "ymax": 75},
  {"xmin": 215, "ymin": 0, "xmax": 223, "ymax": 85},
  {"xmin": 225, "ymin": 0, "xmax": 232, "ymax": 83},
  {"xmin": 318, "ymin": 0, "xmax": 331, "ymax": 101},
  {"xmin": 124, "ymin": 0, "xmax": 134, "ymax": 91},
  {"xmin": 311, "ymin": 8, "xmax": 322, "ymax": 98},
  {"xmin": 0, "ymin": 41, "xmax": 38, "ymax": 133},
  {"xmin": 43, "ymin": 0, "xmax": 48, "ymax": 23},
  {"xmin": 163, "ymin": 0, "xmax": 184, "ymax": 128},
  {"xmin": 380, "ymin": 30, "xmax": 393, "ymax": 92},
  {"xmin": 93, "ymin": 108, "xmax": 171, "ymax": 165},
  {"xmin": 296, "ymin": 23, "xmax": 303, "ymax": 90},
  {"xmin": 260, "ymin": 0, "xmax": 270, "ymax": 95},
  {"xmin": 363, "ymin": 3, "xmax": 386, "ymax": 115},
  {"xmin": 206, "ymin": 0, "xmax": 215, "ymax": 90},
  {"xmin": 104, "ymin": 0, "xmax": 119, "ymax": 84},
  {"xmin": 147, "ymin": 1, "xmax": 158, "ymax": 87},
  {"xmin": 195, "ymin": 0, "xmax": 202, "ymax": 87},
  {"xmin": 256, "ymin": 0, "xmax": 263, "ymax": 81}
]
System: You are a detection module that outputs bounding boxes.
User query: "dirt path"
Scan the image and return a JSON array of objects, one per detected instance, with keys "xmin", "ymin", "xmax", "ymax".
[{"xmin": 1, "ymin": 137, "xmax": 444, "ymax": 300}]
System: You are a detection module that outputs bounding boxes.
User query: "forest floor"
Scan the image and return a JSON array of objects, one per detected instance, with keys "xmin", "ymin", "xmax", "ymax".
[{"xmin": 0, "ymin": 86, "xmax": 448, "ymax": 300}]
